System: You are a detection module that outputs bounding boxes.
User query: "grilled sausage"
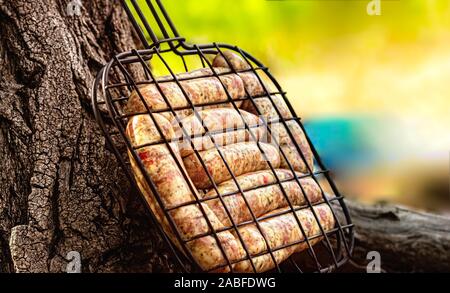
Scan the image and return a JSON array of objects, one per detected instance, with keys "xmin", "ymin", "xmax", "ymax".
[
  {"xmin": 183, "ymin": 142, "xmax": 281, "ymax": 189},
  {"xmin": 173, "ymin": 108, "xmax": 266, "ymax": 157},
  {"xmin": 126, "ymin": 67, "xmax": 245, "ymax": 122},
  {"xmin": 202, "ymin": 169, "xmax": 322, "ymax": 226}
]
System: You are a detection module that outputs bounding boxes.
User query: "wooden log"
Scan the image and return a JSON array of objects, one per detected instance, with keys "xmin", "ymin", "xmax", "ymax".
[{"xmin": 334, "ymin": 199, "xmax": 450, "ymax": 272}]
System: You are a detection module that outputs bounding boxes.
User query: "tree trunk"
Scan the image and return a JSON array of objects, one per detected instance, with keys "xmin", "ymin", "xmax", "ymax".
[
  {"xmin": 0, "ymin": 0, "xmax": 448, "ymax": 273},
  {"xmin": 0, "ymin": 0, "xmax": 176, "ymax": 273}
]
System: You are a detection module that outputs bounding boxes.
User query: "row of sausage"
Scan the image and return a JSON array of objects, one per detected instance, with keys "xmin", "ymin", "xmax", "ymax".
[{"xmin": 125, "ymin": 51, "xmax": 335, "ymax": 272}]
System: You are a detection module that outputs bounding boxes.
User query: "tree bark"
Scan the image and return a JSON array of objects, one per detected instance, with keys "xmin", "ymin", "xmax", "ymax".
[
  {"xmin": 335, "ymin": 200, "xmax": 450, "ymax": 273},
  {"xmin": 0, "ymin": 0, "xmax": 448, "ymax": 273},
  {"xmin": 0, "ymin": 0, "xmax": 176, "ymax": 273}
]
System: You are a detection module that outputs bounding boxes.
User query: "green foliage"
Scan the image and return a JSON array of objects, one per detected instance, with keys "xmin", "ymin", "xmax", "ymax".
[{"xmin": 126, "ymin": 0, "xmax": 449, "ymax": 71}]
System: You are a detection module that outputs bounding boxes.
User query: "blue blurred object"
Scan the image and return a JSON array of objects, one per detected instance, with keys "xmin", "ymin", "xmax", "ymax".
[{"xmin": 304, "ymin": 116, "xmax": 382, "ymax": 174}]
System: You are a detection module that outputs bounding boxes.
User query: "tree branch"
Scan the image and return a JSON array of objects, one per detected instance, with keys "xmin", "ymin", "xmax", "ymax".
[{"xmin": 336, "ymin": 199, "xmax": 450, "ymax": 272}]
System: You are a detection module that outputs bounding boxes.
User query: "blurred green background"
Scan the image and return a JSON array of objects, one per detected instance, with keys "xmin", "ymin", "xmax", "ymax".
[{"xmin": 133, "ymin": 0, "xmax": 450, "ymax": 212}]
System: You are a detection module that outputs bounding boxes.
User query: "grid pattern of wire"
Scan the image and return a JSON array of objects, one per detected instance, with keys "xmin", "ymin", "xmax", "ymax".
[{"xmin": 90, "ymin": 0, "xmax": 354, "ymax": 273}]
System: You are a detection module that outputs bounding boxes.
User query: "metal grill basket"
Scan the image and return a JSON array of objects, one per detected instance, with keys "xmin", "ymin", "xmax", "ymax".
[{"xmin": 91, "ymin": 0, "xmax": 354, "ymax": 273}]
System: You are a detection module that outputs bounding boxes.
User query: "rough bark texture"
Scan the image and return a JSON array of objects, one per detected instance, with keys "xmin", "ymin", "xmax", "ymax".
[
  {"xmin": 335, "ymin": 200, "xmax": 450, "ymax": 273},
  {"xmin": 0, "ymin": 0, "xmax": 448, "ymax": 273},
  {"xmin": 0, "ymin": 0, "xmax": 176, "ymax": 273}
]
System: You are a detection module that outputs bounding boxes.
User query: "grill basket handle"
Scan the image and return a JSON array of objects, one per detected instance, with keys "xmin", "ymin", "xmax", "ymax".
[{"xmin": 122, "ymin": 0, "xmax": 183, "ymax": 49}]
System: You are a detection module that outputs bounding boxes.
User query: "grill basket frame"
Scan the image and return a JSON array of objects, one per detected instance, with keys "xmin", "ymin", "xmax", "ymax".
[{"xmin": 90, "ymin": 0, "xmax": 355, "ymax": 273}]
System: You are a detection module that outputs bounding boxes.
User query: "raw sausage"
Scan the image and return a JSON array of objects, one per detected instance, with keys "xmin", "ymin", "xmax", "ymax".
[
  {"xmin": 126, "ymin": 52, "xmax": 267, "ymax": 123},
  {"xmin": 241, "ymin": 95, "xmax": 292, "ymax": 120},
  {"xmin": 231, "ymin": 203, "xmax": 334, "ymax": 273},
  {"xmin": 212, "ymin": 51, "xmax": 266, "ymax": 95},
  {"xmin": 212, "ymin": 52, "xmax": 314, "ymax": 173},
  {"xmin": 127, "ymin": 114, "xmax": 333, "ymax": 273},
  {"xmin": 183, "ymin": 142, "xmax": 281, "ymax": 189},
  {"xmin": 203, "ymin": 169, "xmax": 295, "ymax": 200},
  {"xmin": 174, "ymin": 108, "xmax": 262, "ymax": 138},
  {"xmin": 212, "ymin": 50, "xmax": 251, "ymax": 71},
  {"xmin": 212, "ymin": 52, "xmax": 289, "ymax": 120},
  {"xmin": 202, "ymin": 169, "xmax": 322, "ymax": 226},
  {"xmin": 178, "ymin": 129, "xmax": 259, "ymax": 159},
  {"xmin": 126, "ymin": 81, "xmax": 333, "ymax": 272},
  {"xmin": 127, "ymin": 114, "xmax": 247, "ymax": 271},
  {"xmin": 126, "ymin": 67, "xmax": 245, "ymax": 122},
  {"xmin": 242, "ymin": 96, "xmax": 314, "ymax": 173},
  {"xmin": 173, "ymin": 108, "xmax": 265, "ymax": 157},
  {"xmin": 212, "ymin": 51, "xmax": 266, "ymax": 97},
  {"xmin": 270, "ymin": 121, "xmax": 314, "ymax": 173}
]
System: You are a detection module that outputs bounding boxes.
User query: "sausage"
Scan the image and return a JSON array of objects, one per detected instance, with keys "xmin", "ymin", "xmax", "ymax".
[
  {"xmin": 178, "ymin": 129, "xmax": 258, "ymax": 159},
  {"xmin": 211, "ymin": 51, "xmax": 314, "ymax": 173},
  {"xmin": 212, "ymin": 50, "xmax": 251, "ymax": 71},
  {"xmin": 203, "ymin": 169, "xmax": 296, "ymax": 200},
  {"xmin": 212, "ymin": 51, "xmax": 266, "ymax": 97},
  {"xmin": 241, "ymin": 96, "xmax": 314, "ymax": 173},
  {"xmin": 230, "ymin": 203, "xmax": 335, "ymax": 273},
  {"xmin": 241, "ymin": 95, "xmax": 292, "ymax": 120},
  {"xmin": 202, "ymin": 169, "xmax": 322, "ymax": 226},
  {"xmin": 126, "ymin": 51, "xmax": 267, "ymax": 123},
  {"xmin": 126, "ymin": 67, "xmax": 245, "ymax": 122},
  {"xmin": 270, "ymin": 121, "xmax": 314, "ymax": 173},
  {"xmin": 174, "ymin": 108, "xmax": 262, "ymax": 138},
  {"xmin": 173, "ymin": 108, "xmax": 266, "ymax": 157},
  {"xmin": 126, "ymin": 99, "xmax": 332, "ymax": 273},
  {"xmin": 127, "ymin": 114, "xmax": 328, "ymax": 273},
  {"xmin": 127, "ymin": 114, "xmax": 247, "ymax": 271},
  {"xmin": 183, "ymin": 142, "xmax": 281, "ymax": 189},
  {"xmin": 158, "ymin": 67, "xmax": 221, "ymax": 81},
  {"xmin": 212, "ymin": 52, "xmax": 290, "ymax": 121},
  {"xmin": 126, "ymin": 114, "xmax": 179, "ymax": 245}
]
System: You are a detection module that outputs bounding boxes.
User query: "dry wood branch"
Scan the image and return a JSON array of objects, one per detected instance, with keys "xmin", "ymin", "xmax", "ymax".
[{"xmin": 335, "ymin": 200, "xmax": 450, "ymax": 272}]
